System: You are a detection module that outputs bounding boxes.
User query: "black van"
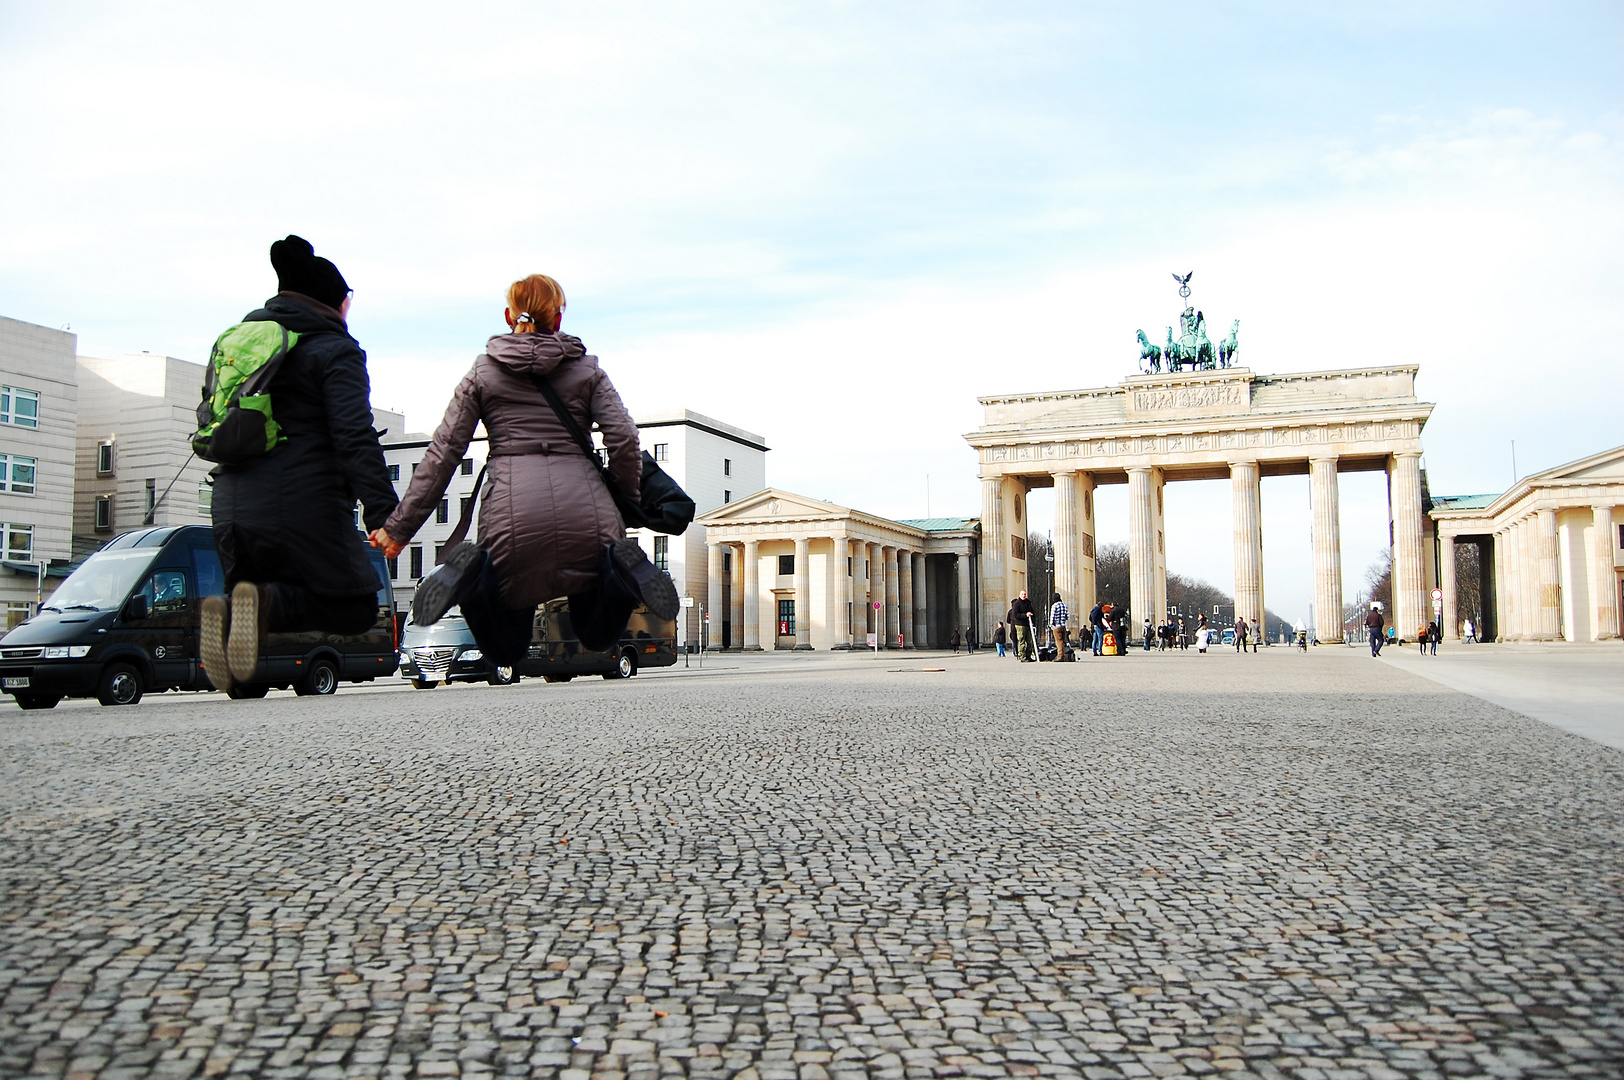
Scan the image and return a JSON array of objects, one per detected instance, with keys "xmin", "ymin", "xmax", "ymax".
[
  {"xmin": 522, "ymin": 597, "xmax": 677, "ymax": 682},
  {"xmin": 0, "ymin": 525, "xmax": 397, "ymax": 708}
]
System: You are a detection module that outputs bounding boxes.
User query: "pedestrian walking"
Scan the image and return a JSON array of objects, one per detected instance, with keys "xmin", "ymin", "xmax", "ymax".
[
  {"xmin": 993, "ymin": 621, "xmax": 1007, "ymax": 657},
  {"xmin": 1088, "ymin": 601, "xmax": 1105, "ymax": 656},
  {"xmin": 372, "ymin": 274, "xmax": 678, "ymax": 663},
  {"xmin": 1010, "ymin": 591, "xmax": 1037, "ymax": 662},
  {"xmin": 1463, "ymin": 617, "xmax": 1476, "ymax": 643},
  {"xmin": 199, "ymin": 235, "xmax": 400, "ymax": 694},
  {"xmin": 950, "ymin": 627, "xmax": 960, "ymax": 653},
  {"xmin": 1178, "ymin": 617, "xmax": 1187, "ymax": 649},
  {"xmin": 965, "ymin": 626, "xmax": 977, "ymax": 653},
  {"xmin": 1195, "ymin": 623, "xmax": 1210, "ymax": 653},
  {"xmin": 1427, "ymin": 620, "xmax": 1440, "ymax": 656},
  {"xmin": 1234, "ymin": 616, "xmax": 1248, "ymax": 653},
  {"xmin": 1049, "ymin": 593, "xmax": 1070, "ymax": 662},
  {"xmin": 1365, "ymin": 603, "xmax": 1385, "ymax": 656}
]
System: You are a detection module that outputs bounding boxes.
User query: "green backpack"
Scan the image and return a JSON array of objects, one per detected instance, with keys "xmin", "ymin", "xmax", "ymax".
[{"xmin": 192, "ymin": 322, "xmax": 301, "ymax": 464}]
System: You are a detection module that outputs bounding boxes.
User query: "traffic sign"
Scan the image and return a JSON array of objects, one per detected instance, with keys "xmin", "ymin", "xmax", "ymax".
[
  {"xmin": 681, "ymin": 596, "xmax": 695, "ymax": 608},
  {"xmin": 1431, "ymin": 588, "xmax": 1442, "ymax": 601},
  {"xmin": 873, "ymin": 601, "xmax": 881, "ymax": 609}
]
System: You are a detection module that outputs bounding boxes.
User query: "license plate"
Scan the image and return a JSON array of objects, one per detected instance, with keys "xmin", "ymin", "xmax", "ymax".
[{"xmin": 4, "ymin": 677, "xmax": 30, "ymax": 688}]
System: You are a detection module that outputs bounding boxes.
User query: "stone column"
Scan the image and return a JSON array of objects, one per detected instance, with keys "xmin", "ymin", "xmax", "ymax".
[
  {"xmin": 1505, "ymin": 524, "xmax": 1523, "ymax": 640},
  {"xmin": 1518, "ymin": 519, "xmax": 1536, "ymax": 641},
  {"xmin": 1129, "ymin": 466, "xmax": 1155, "ymax": 640},
  {"xmin": 867, "ymin": 541, "xmax": 883, "ymax": 639},
  {"xmin": 884, "ymin": 546, "xmax": 900, "ymax": 646},
  {"xmin": 742, "ymin": 539, "xmax": 761, "ymax": 650},
  {"xmin": 1078, "ymin": 472, "xmax": 1097, "ymax": 610},
  {"xmin": 1309, "ymin": 455, "xmax": 1343, "ymax": 642},
  {"xmin": 1440, "ymin": 535, "xmax": 1459, "ymax": 641},
  {"xmin": 1390, "ymin": 451, "xmax": 1425, "ymax": 642},
  {"xmin": 897, "ymin": 548, "xmax": 913, "ymax": 648},
  {"xmin": 956, "ymin": 552, "xmax": 973, "ymax": 644},
  {"xmin": 1493, "ymin": 530, "xmax": 1508, "ymax": 641},
  {"xmin": 1536, "ymin": 508, "xmax": 1560, "ymax": 641},
  {"xmin": 1594, "ymin": 506, "xmax": 1618, "ymax": 640},
  {"xmin": 706, "ymin": 542, "xmax": 725, "ymax": 650},
  {"xmin": 912, "ymin": 552, "xmax": 928, "ymax": 648},
  {"xmin": 1230, "ymin": 460, "xmax": 1263, "ymax": 630},
  {"xmin": 979, "ymin": 477, "xmax": 1004, "ymax": 643},
  {"xmin": 1053, "ymin": 471, "xmax": 1078, "ymax": 607},
  {"xmin": 1153, "ymin": 472, "xmax": 1168, "ymax": 628},
  {"xmin": 793, "ymin": 537, "xmax": 812, "ymax": 649},
  {"xmin": 836, "ymin": 538, "xmax": 853, "ymax": 648}
]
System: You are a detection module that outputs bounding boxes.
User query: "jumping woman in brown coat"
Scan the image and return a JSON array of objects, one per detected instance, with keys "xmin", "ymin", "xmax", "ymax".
[{"xmin": 372, "ymin": 274, "xmax": 677, "ymax": 662}]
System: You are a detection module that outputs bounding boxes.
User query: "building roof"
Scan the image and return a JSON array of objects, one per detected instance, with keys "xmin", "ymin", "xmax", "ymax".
[
  {"xmin": 895, "ymin": 517, "xmax": 979, "ymax": 532},
  {"xmin": 1428, "ymin": 493, "xmax": 1499, "ymax": 511}
]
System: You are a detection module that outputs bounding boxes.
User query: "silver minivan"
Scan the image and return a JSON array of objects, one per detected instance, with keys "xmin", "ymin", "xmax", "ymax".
[{"xmin": 398, "ymin": 609, "xmax": 518, "ymax": 689}]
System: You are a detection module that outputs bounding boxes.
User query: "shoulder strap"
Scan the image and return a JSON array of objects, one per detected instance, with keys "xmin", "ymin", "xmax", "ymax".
[
  {"xmin": 524, "ymin": 365, "xmax": 621, "ymax": 501},
  {"xmin": 442, "ymin": 463, "xmax": 489, "ymax": 553}
]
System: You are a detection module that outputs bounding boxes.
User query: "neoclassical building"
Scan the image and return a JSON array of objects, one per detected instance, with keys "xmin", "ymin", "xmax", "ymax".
[
  {"xmin": 1430, "ymin": 445, "xmax": 1622, "ymax": 643},
  {"xmin": 697, "ymin": 489, "xmax": 978, "ymax": 649},
  {"xmin": 965, "ymin": 364, "xmax": 1436, "ymax": 642}
]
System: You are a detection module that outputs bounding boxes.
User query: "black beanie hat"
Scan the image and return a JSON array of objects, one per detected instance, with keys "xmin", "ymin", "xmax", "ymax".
[{"xmin": 269, "ymin": 234, "xmax": 350, "ymax": 310}]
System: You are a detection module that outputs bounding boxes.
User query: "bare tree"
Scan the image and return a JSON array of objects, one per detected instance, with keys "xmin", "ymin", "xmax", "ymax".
[{"xmin": 1026, "ymin": 531, "xmax": 1054, "ymax": 619}]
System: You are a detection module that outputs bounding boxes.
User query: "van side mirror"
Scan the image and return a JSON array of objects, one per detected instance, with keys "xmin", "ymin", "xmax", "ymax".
[{"xmin": 121, "ymin": 594, "xmax": 149, "ymax": 622}]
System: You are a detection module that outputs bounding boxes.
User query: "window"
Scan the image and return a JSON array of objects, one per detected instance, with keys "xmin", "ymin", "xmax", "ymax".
[
  {"xmin": 459, "ymin": 496, "xmax": 472, "ymax": 521},
  {"xmin": 145, "ymin": 479, "xmax": 156, "ymax": 520},
  {"xmin": 0, "ymin": 454, "xmax": 36, "ymax": 495},
  {"xmin": 197, "ymin": 482, "xmax": 212, "ymax": 516},
  {"xmin": 148, "ymin": 570, "xmax": 188, "ymax": 616},
  {"xmin": 777, "ymin": 598, "xmax": 795, "ymax": 636},
  {"xmin": 388, "ymin": 463, "xmax": 400, "ymax": 482},
  {"xmin": 97, "ymin": 441, "xmax": 115, "ymax": 476},
  {"xmin": 409, "ymin": 546, "xmax": 423, "ymax": 579},
  {"xmin": 3, "ymin": 523, "xmax": 32, "ymax": 561},
  {"xmin": 653, "ymin": 536, "xmax": 669, "ymax": 571},
  {"xmin": 434, "ymin": 544, "xmax": 447, "ymax": 564},
  {"xmin": 778, "ymin": 554, "xmax": 794, "ymax": 576},
  {"xmin": 723, "ymin": 551, "xmax": 731, "ymax": 573},
  {"xmin": 387, "ymin": 555, "xmax": 399, "ymax": 580},
  {"xmin": 436, "ymin": 499, "xmax": 449, "ymax": 524},
  {"xmin": 460, "ymin": 458, "xmax": 473, "ymax": 475},
  {"xmin": 6, "ymin": 602, "xmax": 29, "ymax": 629},
  {"xmin": 1, "ymin": 387, "xmax": 39, "ymax": 428},
  {"xmin": 94, "ymin": 496, "xmax": 113, "ymax": 532},
  {"xmin": 847, "ymin": 557, "xmax": 853, "ymax": 576},
  {"xmin": 724, "ymin": 490, "xmax": 731, "ymax": 503},
  {"xmin": 653, "ymin": 443, "xmax": 669, "ymax": 462},
  {"xmin": 724, "ymin": 458, "xmax": 732, "ymax": 476}
]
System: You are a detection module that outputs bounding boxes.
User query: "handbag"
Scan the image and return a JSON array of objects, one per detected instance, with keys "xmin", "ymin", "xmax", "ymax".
[{"xmin": 527, "ymin": 370, "xmax": 695, "ymax": 535}]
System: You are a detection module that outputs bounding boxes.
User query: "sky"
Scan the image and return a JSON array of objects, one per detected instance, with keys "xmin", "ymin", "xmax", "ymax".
[{"xmin": 3, "ymin": 1, "xmax": 1620, "ymax": 623}]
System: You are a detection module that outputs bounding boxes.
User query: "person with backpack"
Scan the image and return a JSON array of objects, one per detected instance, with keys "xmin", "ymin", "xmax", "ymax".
[
  {"xmin": 369, "ymin": 274, "xmax": 677, "ymax": 664},
  {"xmin": 197, "ymin": 236, "xmax": 398, "ymax": 693}
]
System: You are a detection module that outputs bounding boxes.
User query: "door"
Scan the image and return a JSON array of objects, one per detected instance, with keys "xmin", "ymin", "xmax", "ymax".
[{"xmin": 106, "ymin": 567, "xmax": 194, "ymax": 687}]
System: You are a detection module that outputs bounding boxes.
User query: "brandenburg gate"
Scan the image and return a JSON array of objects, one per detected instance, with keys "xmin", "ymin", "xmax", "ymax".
[{"xmin": 966, "ymin": 361, "xmax": 1435, "ymax": 643}]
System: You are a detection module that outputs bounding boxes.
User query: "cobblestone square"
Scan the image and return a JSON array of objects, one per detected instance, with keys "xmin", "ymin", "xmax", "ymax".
[{"xmin": 2, "ymin": 648, "xmax": 1620, "ymax": 1080}]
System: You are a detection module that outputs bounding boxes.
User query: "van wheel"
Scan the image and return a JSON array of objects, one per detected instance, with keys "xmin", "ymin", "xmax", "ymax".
[
  {"xmin": 410, "ymin": 678, "xmax": 438, "ymax": 690},
  {"xmin": 227, "ymin": 683, "xmax": 269, "ymax": 699},
  {"xmin": 604, "ymin": 650, "xmax": 636, "ymax": 680},
  {"xmin": 543, "ymin": 674, "xmax": 573, "ymax": 683},
  {"xmin": 296, "ymin": 658, "xmax": 339, "ymax": 696},
  {"xmin": 97, "ymin": 664, "xmax": 144, "ymax": 706},
  {"xmin": 488, "ymin": 666, "xmax": 517, "ymax": 686},
  {"xmin": 14, "ymin": 693, "xmax": 60, "ymax": 710}
]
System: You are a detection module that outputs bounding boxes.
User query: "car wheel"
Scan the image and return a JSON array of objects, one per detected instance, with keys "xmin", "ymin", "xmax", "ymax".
[
  {"xmin": 14, "ymin": 693, "xmax": 61, "ymax": 710},
  {"xmin": 488, "ymin": 666, "xmax": 517, "ymax": 686},
  {"xmin": 543, "ymin": 674, "xmax": 573, "ymax": 683},
  {"xmin": 227, "ymin": 683, "xmax": 270, "ymax": 699},
  {"xmin": 604, "ymin": 650, "xmax": 636, "ymax": 680},
  {"xmin": 410, "ymin": 678, "xmax": 438, "ymax": 690},
  {"xmin": 97, "ymin": 663, "xmax": 144, "ymax": 706},
  {"xmin": 295, "ymin": 658, "xmax": 340, "ymax": 696}
]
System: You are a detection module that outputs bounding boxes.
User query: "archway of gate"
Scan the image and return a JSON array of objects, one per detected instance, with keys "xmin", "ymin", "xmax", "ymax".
[{"xmin": 966, "ymin": 364, "xmax": 1434, "ymax": 645}]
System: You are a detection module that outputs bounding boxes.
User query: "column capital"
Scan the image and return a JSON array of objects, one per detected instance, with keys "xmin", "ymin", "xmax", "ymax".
[
  {"xmin": 1393, "ymin": 449, "xmax": 1423, "ymax": 461},
  {"xmin": 1227, "ymin": 457, "xmax": 1258, "ymax": 471}
]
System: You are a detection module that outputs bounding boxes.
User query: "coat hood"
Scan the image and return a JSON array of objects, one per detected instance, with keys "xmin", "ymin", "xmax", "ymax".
[
  {"xmin": 485, "ymin": 332, "xmax": 592, "ymax": 377},
  {"xmin": 244, "ymin": 293, "xmax": 353, "ymax": 338}
]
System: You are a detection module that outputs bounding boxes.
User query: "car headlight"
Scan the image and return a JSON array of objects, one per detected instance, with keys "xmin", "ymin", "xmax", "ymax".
[
  {"xmin": 459, "ymin": 649, "xmax": 483, "ymax": 662},
  {"xmin": 42, "ymin": 646, "xmax": 91, "ymax": 659}
]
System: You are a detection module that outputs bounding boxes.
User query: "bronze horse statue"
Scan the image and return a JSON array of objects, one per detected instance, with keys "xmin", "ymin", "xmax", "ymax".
[
  {"xmin": 1136, "ymin": 329, "xmax": 1162, "ymax": 373},
  {"xmin": 1219, "ymin": 318, "xmax": 1240, "ymax": 367}
]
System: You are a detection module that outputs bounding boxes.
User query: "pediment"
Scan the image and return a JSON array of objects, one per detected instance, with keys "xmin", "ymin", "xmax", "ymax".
[
  {"xmin": 696, "ymin": 488, "xmax": 851, "ymax": 525},
  {"xmin": 1529, "ymin": 444, "xmax": 1624, "ymax": 483}
]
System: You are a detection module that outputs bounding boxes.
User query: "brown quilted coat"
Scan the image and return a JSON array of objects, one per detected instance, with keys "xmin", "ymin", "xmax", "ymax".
[{"xmin": 383, "ymin": 332, "xmax": 640, "ymax": 605}]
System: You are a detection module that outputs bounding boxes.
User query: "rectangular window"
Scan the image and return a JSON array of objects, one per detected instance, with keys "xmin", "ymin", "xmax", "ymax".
[
  {"xmin": 653, "ymin": 535, "xmax": 669, "ymax": 571},
  {"xmin": 778, "ymin": 554, "xmax": 794, "ymax": 576},
  {"xmin": 436, "ymin": 499, "xmax": 449, "ymax": 524},
  {"xmin": 197, "ymin": 482, "xmax": 212, "ymax": 516},
  {"xmin": 724, "ymin": 458, "xmax": 732, "ymax": 476},
  {"xmin": 0, "ymin": 455, "xmax": 36, "ymax": 495},
  {"xmin": 149, "ymin": 569, "xmax": 189, "ymax": 616},
  {"xmin": 6, "ymin": 601, "xmax": 29, "ymax": 629},
  {"xmin": 145, "ymin": 478, "xmax": 156, "ymax": 520},
  {"xmin": 434, "ymin": 543, "xmax": 447, "ymax": 564},
  {"xmin": 653, "ymin": 443, "xmax": 669, "ymax": 462},
  {"xmin": 777, "ymin": 598, "xmax": 795, "ymax": 635},
  {"xmin": 460, "ymin": 458, "xmax": 473, "ymax": 475},
  {"xmin": 409, "ymin": 546, "xmax": 423, "ymax": 579},
  {"xmin": 723, "ymin": 551, "xmax": 731, "ymax": 573},
  {"xmin": 387, "ymin": 555, "xmax": 399, "ymax": 579},
  {"xmin": 95, "ymin": 495, "xmax": 113, "ymax": 532},
  {"xmin": 724, "ymin": 490, "xmax": 731, "ymax": 503},
  {"xmin": 3, "ymin": 523, "xmax": 32, "ymax": 561},
  {"xmin": 388, "ymin": 463, "xmax": 400, "ymax": 482},
  {"xmin": 459, "ymin": 496, "xmax": 472, "ymax": 520},
  {"xmin": 97, "ymin": 441, "xmax": 115, "ymax": 476},
  {"xmin": 847, "ymin": 557, "xmax": 853, "ymax": 576},
  {"xmin": 0, "ymin": 387, "xmax": 39, "ymax": 428}
]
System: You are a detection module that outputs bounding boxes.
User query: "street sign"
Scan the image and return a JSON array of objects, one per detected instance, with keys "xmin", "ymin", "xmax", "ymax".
[
  {"xmin": 1431, "ymin": 588, "xmax": 1442, "ymax": 601},
  {"xmin": 681, "ymin": 596, "xmax": 695, "ymax": 608},
  {"xmin": 873, "ymin": 601, "xmax": 881, "ymax": 609},
  {"xmin": 1432, "ymin": 598, "xmax": 1443, "ymax": 613},
  {"xmin": 866, "ymin": 633, "xmax": 877, "ymax": 647},
  {"xmin": 703, "ymin": 612, "xmax": 709, "ymax": 622}
]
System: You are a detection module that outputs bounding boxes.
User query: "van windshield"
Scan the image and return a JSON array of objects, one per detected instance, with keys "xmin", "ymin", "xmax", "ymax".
[{"xmin": 43, "ymin": 549, "xmax": 160, "ymax": 612}]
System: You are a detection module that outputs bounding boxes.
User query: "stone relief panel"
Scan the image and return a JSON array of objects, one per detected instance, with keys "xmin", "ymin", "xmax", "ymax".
[
  {"xmin": 1081, "ymin": 532, "xmax": 1095, "ymax": 558},
  {"xmin": 1129, "ymin": 382, "xmax": 1248, "ymax": 413}
]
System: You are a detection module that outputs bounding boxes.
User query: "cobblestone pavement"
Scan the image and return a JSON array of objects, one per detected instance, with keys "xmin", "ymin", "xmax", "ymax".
[{"xmin": 2, "ymin": 648, "xmax": 1621, "ymax": 1080}]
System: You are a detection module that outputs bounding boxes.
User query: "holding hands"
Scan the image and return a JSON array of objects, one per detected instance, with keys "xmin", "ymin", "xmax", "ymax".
[{"xmin": 369, "ymin": 528, "xmax": 405, "ymax": 559}]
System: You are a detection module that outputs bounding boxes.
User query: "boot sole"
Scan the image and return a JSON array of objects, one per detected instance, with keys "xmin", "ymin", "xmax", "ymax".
[
  {"xmin": 611, "ymin": 539, "xmax": 680, "ymax": 620},
  {"xmin": 411, "ymin": 542, "xmax": 485, "ymax": 626},
  {"xmin": 227, "ymin": 582, "xmax": 263, "ymax": 683},
  {"xmin": 200, "ymin": 595, "xmax": 232, "ymax": 692}
]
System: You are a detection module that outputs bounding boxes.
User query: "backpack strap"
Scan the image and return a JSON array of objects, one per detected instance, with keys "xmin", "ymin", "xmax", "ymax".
[{"xmin": 441, "ymin": 463, "xmax": 488, "ymax": 555}]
